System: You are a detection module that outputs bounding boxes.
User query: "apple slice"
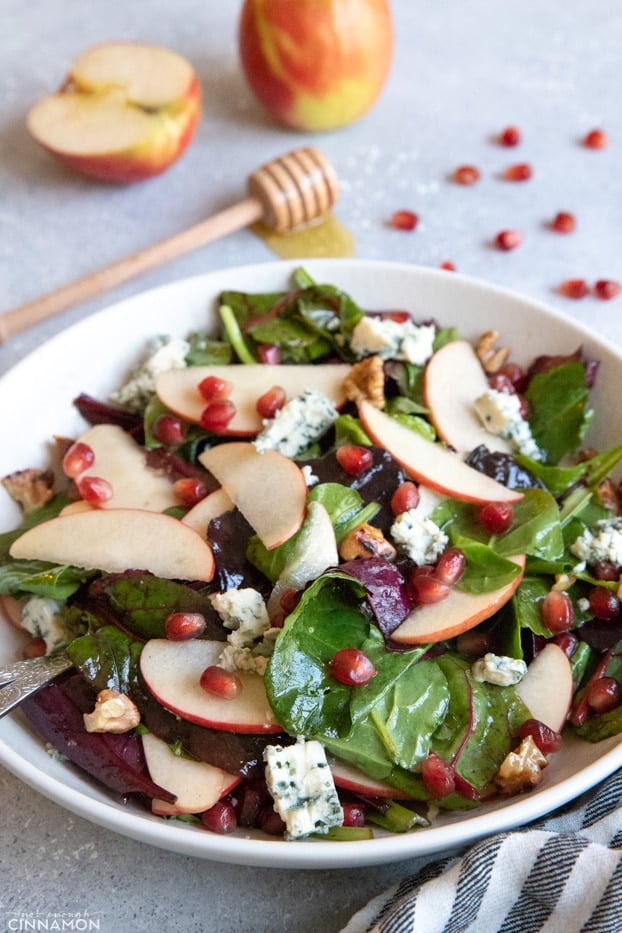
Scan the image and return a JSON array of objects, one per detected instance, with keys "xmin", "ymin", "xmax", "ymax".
[
  {"xmin": 141, "ymin": 732, "xmax": 240, "ymax": 816},
  {"xmin": 27, "ymin": 42, "xmax": 201, "ymax": 183},
  {"xmin": 358, "ymin": 399, "xmax": 522, "ymax": 505},
  {"xmin": 424, "ymin": 340, "xmax": 512, "ymax": 455},
  {"xmin": 199, "ymin": 442, "xmax": 306, "ymax": 549},
  {"xmin": 9, "ymin": 508, "xmax": 214, "ymax": 582},
  {"xmin": 330, "ymin": 759, "xmax": 415, "ymax": 800},
  {"xmin": 391, "ymin": 555, "xmax": 525, "ymax": 645},
  {"xmin": 139, "ymin": 639, "xmax": 280, "ymax": 734},
  {"xmin": 515, "ymin": 643, "xmax": 573, "ymax": 733},
  {"xmin": 181, "ymin": 487, "xmax": 235, "ymax": 536},
  {"xmin": 156, "ymin": 363, "xmax": 351, "ymax": 435}
]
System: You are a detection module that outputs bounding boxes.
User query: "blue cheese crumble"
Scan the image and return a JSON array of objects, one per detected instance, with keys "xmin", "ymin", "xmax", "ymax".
[
  {"xmin": 253, "ymin": 389, "xmax": 338, "ymax": 458},
  {"xmin": 474, "ymin": 389, "xmax": 542, "ymax": 460},
  {"xmin": 350, "ymin": 316, "xmax": 435, "ymax": 365},
  {"xmin": 110, "ymin": 336, "xmax": 189, "ymax": 412},
  {"xmin": 570, "ymin": 517, "xmax": 622, "ymax": 566},
  {"xmin": 21, "ymin": 597, "xmax": 72, "ymax": 653},
  {"xmin": 211, "ymin": 588, "xmax": 279, "ymax": 676},
  {"xmin": 390, "ymin": 509, "xmax": 448, "ymax": 565},
  {"xmin": 471, "ymin": 653, "xmax": 527, "ymax": 687},
  {"xmin": 263, "ymin": 739, "xmax": 343, "ymax": 839}
]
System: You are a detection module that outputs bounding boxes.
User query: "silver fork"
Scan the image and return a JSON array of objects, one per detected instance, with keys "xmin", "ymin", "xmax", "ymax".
[{"xmin": 0, "ymin": 652, "xmax": 73, "ymax": 719}]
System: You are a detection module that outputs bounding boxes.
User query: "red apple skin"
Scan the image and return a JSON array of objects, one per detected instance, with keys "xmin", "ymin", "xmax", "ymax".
[
  {"xmin": 39, "ymin": 77, "xmax": 201, "ymax": 184},
  {"xmin": 238, "ymin": 0, "xmax": 393, "ymax": 131}
]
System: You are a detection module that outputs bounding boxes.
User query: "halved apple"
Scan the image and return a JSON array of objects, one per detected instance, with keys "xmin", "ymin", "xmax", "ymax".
[
  {"xmin": 358, "ymin": 399, "xmax": 522, "ymax": 505},
  {"xmin": 181, "ymin": 487, "xmax": 234, "ymax": 537},
  {"xmin": 515, "ymin": 643, "xmax": 573, "ymax": 733},
  {"xmin": 156, "ymin": 363, "xmax": 351, "ymax": 435},
  {"xmin": 391, "ymin": 555, "xmax": 525, "ymax": 645},
  {"xmin": 9, "ymin": 508, "xmax": 214, "ymax": 582},
  {"xmin": 27, "ymin": 42, "xmax": 201, "ymax": 183},
  {"xmin": 139, "ymin": 639, "xmax": 280, "ymax": 733},
  {"xmin": 424, "ymin": 340, "xmax": 512, "ymax": 455},
  {"xmin": 142, "ymin": 732, "xmax": 240, "ymax": 816},
  {"xmin": 330, "ymin": 759, "xmax": 415, "ymax": 800},
  {"xmin": 199, "ymin": 442, "xmax": 306, "ymax": 549}
]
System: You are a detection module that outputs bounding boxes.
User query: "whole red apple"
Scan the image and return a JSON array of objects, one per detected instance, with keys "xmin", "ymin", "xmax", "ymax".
[{"xmin": 238, "ymin": 0, "xmax": 393, "ymax": 132}]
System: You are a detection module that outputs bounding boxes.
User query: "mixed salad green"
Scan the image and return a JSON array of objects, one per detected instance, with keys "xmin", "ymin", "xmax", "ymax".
[{"xmin": 2, "ymin": 266, "xmax": 622, "ymax": 842}]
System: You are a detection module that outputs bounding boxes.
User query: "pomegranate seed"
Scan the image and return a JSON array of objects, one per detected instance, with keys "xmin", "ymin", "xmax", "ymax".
[
  {"xmin": 257, "ymin": 344, "xmax": 281, "ymax": 365},
  {"xmin": 408, "ymin": 572, "xmax": 450, "ymax": 605},
  {"xmin": 390, "ymin": 481, "xmax": 421, "ymax": 516},
  {"xmin": 390, "ymin": 210, "xmax": 418, "ymax": 231},
  {"xmin": 62, "ymin": 441, "xmax": 95, "ymax": 478},
  {"xmin": 497, "ymin": 361, "xmax": 526, "ymax": 391},
  {"xmin": 570, "ymin": 649, "xmax": 613, "ymax": 726},
  {"xmin": 453, "ymin": 165, "xmax": 480, "ymax": 186},
  {"xmin": 587, "ymin": 676, "xmax": 621, "ymax": 714},
  {"xmin": 559, "ymin": 279, "xmax": 590, "ymax": 299},
  {"xmin": 76, "ymin": 474, "xmax": 113, "ymax": 507},
  {"xmin": 435, "ymin": 548, "xmax": 466, "ymax": 586},
  {"xmin": 499, "ymin": 125, "xmax": 521, "ymax": 146},
  {"xmin": 200, "ymin": 399, "xmax": 236, "ymax": 433},
  {"xmin": 22, "ymin": 636, "xmax": 47, "ymax": 659},
  {"xmin": 421, "ymin": 753, "xmax": 455, "ymax": 799},
  {"xmin": 201, "ymin": 799, "xmax": 237, "ymax": 834},
  {"xmin": 384, "ymin": 311, "xmax": 411, "ymax": 323},
  {"xmin": 341, "ymin": 803, "xmax": 366, "ymax": 827},
  {"xmin": 588, "ymin": 586, "xmax": 620, "ymax": 620},
  {"xmin": 165, "ymin": 611, "xmax": 206, "ymax": 641},
  {"xmin": 256, "ymin": 385, "xmax": 287, "ymax": 419},
  {"xmin": 329, "ymin": 648, "xmax": 377, "ymax": 687},
  {"xmin": 173, "ymin": 477, "xmax": 208, "ymax": 506},
  {"xmin": 551, "ymin": 211, "xmax": 576, "ymax": 234},
  {"xmin": 336, "ymin": 445, "xmax": 374, "ymax": 476},
  {"xmin": 488, "ymin": 373, "xmax": 515, "ymax": 394},
  {"xmin": 518, "ymin": 719, "xmax": 562, "ymax": 754},
  {"xmin": 258, "ymin": 807, "xmax": 286, "ymax": 836},
  {"xmin": 594, "ymin": 279, "xmax": 622, "ymax": 301},
  {"xmin": 152, "ymin": 415, "xmax": 185, "ymax": 447},
  {"xmin": 478, "ymin": 502, "xmax": 513, "ymax": 535},
  {"xmin": 592, "ymin": 560, "xmax": 620, "ymax": 582},
  {"xmin": 495, "ymin": 229, "xmax": 523, "ymax": 251},
  {"xmin": 583, "ymin": 129, "xmax": 608, "ymax": 149},
  {"xmin": 541, "ymin": 589, "xmax": 574, "ymax": 634},
  {"xmin": 503, "ymin": 162, "xmax": 532, "ymax": 182},
  {"xmin": 439, "ymin": 261, "xmax": 456, "ymax": 271},
  {"xmin": 553, "ymin": 631, "xmax": 578, "ymax": 658},
  {"xmin": 456, "ymin": 629, "xmax": 491, "ymax": 658},
  {"xmin": 198, "ymin": 375, "xmax": 233, "ymax": 402},
  {"xmin": 200, "ymin": 665, "xmax": 242, "ymax": 699}
]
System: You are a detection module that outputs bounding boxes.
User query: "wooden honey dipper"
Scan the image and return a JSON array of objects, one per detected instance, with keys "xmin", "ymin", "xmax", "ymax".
[{"xmin": 0, "ymin": 146, "xmax": 339, "ymax": 344}]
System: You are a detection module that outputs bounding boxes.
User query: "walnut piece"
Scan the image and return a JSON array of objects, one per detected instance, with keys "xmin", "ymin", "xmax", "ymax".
[
  {"xmin": 598, "ymin": 478, "xmax": 621, "ymax": 514},
  {"xmin": 83, "ymin": 689, "xmax": 140, "ymax": 734},
  {"xmin": 339, "ymin": 522, "xmax": 397, "ymax": 561},
  {"xmin": 1, "ymin": 468, "xmax": 55, "ymax": 514},
  {"xmin": 495, "ymin": 735, "xmax": 547, "ymax": 795},
  {"xmin": 475, "ymin": 330, "xmax": 510, "ymax": 374},
  {"xmin": 343, "ymin": 355, "xmax": 385, "ymax": 409}
]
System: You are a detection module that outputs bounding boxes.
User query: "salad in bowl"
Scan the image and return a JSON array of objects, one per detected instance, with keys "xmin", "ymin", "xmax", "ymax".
[{"xmin": 2, "ymin": 259, "xmax": 622, "ymax": 864}]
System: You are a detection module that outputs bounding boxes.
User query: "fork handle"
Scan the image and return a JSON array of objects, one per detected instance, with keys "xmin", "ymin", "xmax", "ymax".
[{"xmin": 0, "ymin": 652, "xmax": 73, "ymax": 718}]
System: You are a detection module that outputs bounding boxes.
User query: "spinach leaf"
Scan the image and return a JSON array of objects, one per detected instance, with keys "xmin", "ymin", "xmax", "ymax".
[
  {"xmin": 526, "ymin": 362, "xmax": 593, "ymax": 464},
  {"xmin": 308, "ymin": 482, "xmax": 379, "ymax": 542},
  {"xmin": 67, "ymin": 625, "xmax": 142, "ymax": 694},
  {"xmin": 185, "ymin": 332, "xmax": 232, "ymax": 366},
  {"xmin": 0, "ymin": 559, "xmax": 92, "ymax": 599}
]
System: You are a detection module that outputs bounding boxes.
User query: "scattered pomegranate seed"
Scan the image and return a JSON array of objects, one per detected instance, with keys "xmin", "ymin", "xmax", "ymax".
[
  {"xmin": 257, "ymin": 344, "xmax": 281, "ymax": 365},
  {"xmin": 518, "ymin": 719, "xmax": 562, "ymax": 754},
  {"xmin": 341, "ymin": 803, "xmax": 366, "ymax": 827},
  {"xmin": 551, "ymin": 211, "xmax": 576, "ymax": 234},
  {"xmin": 76, "ymin": 475, "xmax": 113, "ymax": 507},
  {"xmin": 456, "ymin": 629, "xmax": 491, "ymax": 658},
  {"xmin": 200, "ymin": 665, "xmax": 242, "ymax": 699},
  {"xmin": 390, "ymin": 481, "xmax": 420, "ymax": 516},
  {"xmin": 499, "ymin": 125, "xmax": 521, "ymax": 147},
  {"xmin": 329, "ymin": 648, "xmax": 377, "ymax": 687},
  {"xmin": 421, "ymin": 753, "xmax": 455, "ymax": 799},
  {"xmin": 62, "ymin": 441, "xmax": 95, "ymax": 479},
  {"xmin": 165, "ymin": 612, "xmax": 206, "ymax": 641},
  {"xmin": 201, "ymin": 799, "xmax": 238, "ymax": 834},
  {"xmin": 478, "ymin": 502, "xmax": 513, "ymax": 535},
  {"xmin": 152, "ymin": 414, "xmax": 185, "ymax": 447},
  {"xmin": 453, "ymin": 165, "xmax": 480, "ymax": 186},
  {"xmin": 559, "ymin": 279, "xmax": 589, "ymax": 299},
  {"xmin": 390, "ymin": 210, "xmax": 418, "ymax": 231},
  {"xmin": 503, "ymin": 162, "xmax": 532, "ymax": 182},
  {"xmin": 336, "ymin": 445, "xmax": 374, "ymax": 476},
  {"xmin": 553, "ymin": 632, "xmax": 578, "ymax": 658},
  {"xmin": 488, "ymin": 372, "xmax": 515, "ymax": 394},
  {"xmin": 495, "ymin": 229, "xmax": 523, "ymax": 251},
  {"xmin": 407, "ymin": 572, "xmax": 450, "ymax": 605},
  {"xmin": 592, "ymin": 560, "xmax": 620, "ymax": 581},
  {"xmin": 570, "ymin": 649, "xmax": 614, "ymax": 727},
  {"xmin": 173, "ymin": 477, "xmax": 208, "ymax": 506},
  {"xmin": 497, "ymin": 361, "xmax": 526, "ymax": 391},
  {"xmin": 258, "ymin": 807, "xmax": 286, "ymax": 836},
  {"xmin": 198, "ymin": 375, "xmax": 233, "ymax": 402},
  {"xmin": 200, "ymin": 399, "xmax": 236, "ymax": 433},
  {"xmin": 594, "ymin": 279, "xmax": 622, "ymax": 301},
  {"xmin": 587, "ymin": 676, "xmax": 621, "ymax": 714},
  {"xmin": 588, "ymin": 586, "xmax": 620, "ymax": 620},
  {"xmin": 434, "ymin": 548, "xmax": 466, "ymax": 586},
  {"xmin": 22, "ymin": 636, "xmax": 47, "ymax": 659},
  {"xmin": 256, "ymin": 385, "xmax": 287, "ymax": 419},
  {"xmin": 439, "ymin": 261, "xmax": 456, "ymax": 271},
  {"xmin": 541, "ymin": 589, "xmax": 574, "ymax": 634},
  {"xmin": 583, "ymin": 128, "xmax": 608, "ymax": 149}
]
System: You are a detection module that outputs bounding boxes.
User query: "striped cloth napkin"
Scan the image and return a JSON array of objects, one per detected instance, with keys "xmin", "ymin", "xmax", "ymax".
[{"xmin": 342, "ymin": 769, "xmax": 622, "ymax": 933}]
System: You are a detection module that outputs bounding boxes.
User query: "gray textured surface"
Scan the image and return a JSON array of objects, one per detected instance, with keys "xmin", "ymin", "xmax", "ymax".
[{"xmin": 1, "ymin": 2, "xmax": 621, "ymax": 931}]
